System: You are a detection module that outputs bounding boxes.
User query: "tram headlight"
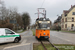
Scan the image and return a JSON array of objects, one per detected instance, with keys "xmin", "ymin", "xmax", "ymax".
[{"xmin": 47, "ymin": 27, "xmax": 50, "ymax": 29}]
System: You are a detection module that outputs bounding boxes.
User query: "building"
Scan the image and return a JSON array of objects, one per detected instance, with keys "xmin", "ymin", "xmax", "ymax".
[
  {"xmin": 51, "ymin": 16, "xmax": 62, "ymax": 30},
  {"xmin": 61, "ymin": 5, "xmax": 75, "ymax": 31},
  {"xmin": 54, "ymin": 16, "xmax": 62, "ymax": 26}
]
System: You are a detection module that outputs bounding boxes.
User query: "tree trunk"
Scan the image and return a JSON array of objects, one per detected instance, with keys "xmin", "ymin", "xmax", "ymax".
[{"xmin": 24, "ymin": 26, "xmax": 26, "ymax": 30}]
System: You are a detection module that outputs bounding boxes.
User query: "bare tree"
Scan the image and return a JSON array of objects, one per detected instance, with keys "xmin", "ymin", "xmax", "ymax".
[
  {"xmin": 0, "ymin": 1, "xmax": 30, "ymax": 30},
  {"xmin": 22, "ymin": 12, "xmax": 31, "ymax": 30},
  {"xmin": 0, "ymin": 1, "xmax": 6, "ymax": 21}
]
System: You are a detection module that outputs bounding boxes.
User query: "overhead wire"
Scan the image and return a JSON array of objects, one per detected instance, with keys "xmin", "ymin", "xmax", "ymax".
[{"xmin": 41, "ymin": 0, "xmax": 45, "ymax": 8}]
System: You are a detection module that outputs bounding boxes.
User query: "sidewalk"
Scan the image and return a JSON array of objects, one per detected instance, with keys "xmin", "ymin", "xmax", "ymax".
[{"xmin": 3, "ymin": 43, "xmax": 33, "ymax": 50}]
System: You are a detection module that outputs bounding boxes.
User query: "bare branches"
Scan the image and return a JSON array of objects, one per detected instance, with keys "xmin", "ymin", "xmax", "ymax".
[{"xmin": 0, "ymin": 1, "xmax": 31, "ymax": 30}]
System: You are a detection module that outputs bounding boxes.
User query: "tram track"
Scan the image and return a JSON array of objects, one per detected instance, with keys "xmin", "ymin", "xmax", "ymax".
[
  {"xmin": 41, "ymin": 41, "xmax": 47, "ymax": 50},
  {"xmin": 40, "ymin": 39, "xmax": 59, "ymax": 50},
  {"xmin": 48, "ymin": 40, "xmax": 59, "ymax": 50}
]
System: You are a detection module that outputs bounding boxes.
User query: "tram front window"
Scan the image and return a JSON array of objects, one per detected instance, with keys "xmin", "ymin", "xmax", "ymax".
[
  {"xmin": 41, "ymin": 24, "xmax": 47, "ymax": 28},
  {"xmin": 39, "ymin": 23, "xmax": 50, "ymax": 29}
]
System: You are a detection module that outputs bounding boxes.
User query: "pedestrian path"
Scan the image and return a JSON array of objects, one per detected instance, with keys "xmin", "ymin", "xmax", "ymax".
[{"xmin": 3, "ymin": 43, "xmax": 33, "ymax": 50}]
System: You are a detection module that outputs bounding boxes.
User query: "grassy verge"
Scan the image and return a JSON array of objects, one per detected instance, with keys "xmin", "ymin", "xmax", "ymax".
[
  {"xmin": 51, "ymin": 29, "xmax": 75, "ymax": 33},
  {"xmin": 54, "ymin": 44, "xmax": 75, "ymax": 50},
  {"xmin": 61, "ymin": 30, "xmax": 75, "ymax": 33},
  {"xmin": 33, "ymin": 43, "xmax": 56, "ymax": 50},
  {"xmin": 32, "ymin": 29, "xmax": 35, "ymax": 36},
  {"xmin": 50, "ymin": 30, "xmax": 61, "ymax": 31},
  {"xmin": 33, "ymin": 43, "xmax": 44, "ymax": 50},
  {"xmin": 33, "ymin": 43, "xmax": 75, "ymax": 50}
]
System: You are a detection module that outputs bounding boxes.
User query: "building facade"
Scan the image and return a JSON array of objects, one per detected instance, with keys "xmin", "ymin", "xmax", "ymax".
[{"xmin": 61, "ymin": 5, "xmax": 75, "ymax": 31}]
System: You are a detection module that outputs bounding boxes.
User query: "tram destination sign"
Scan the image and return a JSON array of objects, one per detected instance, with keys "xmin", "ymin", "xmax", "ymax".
[{"xmin": 41, "ymin": 21, "xmax": 48, "ymax": 23}]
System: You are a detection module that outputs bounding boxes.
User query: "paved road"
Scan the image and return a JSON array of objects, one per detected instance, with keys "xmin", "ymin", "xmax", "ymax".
[
  {"xmin": 0, "ymin": 30, "xmax": 75, "ymax": 50},
  {"xmin": 0, "ymin": 30, "xmax": 36, "ymax": 50},
  {"xmin": 50, "ymin": 31, "xmax": 75, "ymax": 44}
]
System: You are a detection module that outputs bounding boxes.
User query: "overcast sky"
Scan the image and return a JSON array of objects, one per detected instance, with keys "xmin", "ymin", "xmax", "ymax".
[{"xmin": 2, "ymin": 0, "xmax": 75, "ymax": 24}]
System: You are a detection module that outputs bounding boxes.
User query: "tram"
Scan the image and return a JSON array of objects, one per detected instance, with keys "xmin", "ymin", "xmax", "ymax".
[{"xmin": 35, "ymin": 17, "xmax": 50, "ymax": 39}]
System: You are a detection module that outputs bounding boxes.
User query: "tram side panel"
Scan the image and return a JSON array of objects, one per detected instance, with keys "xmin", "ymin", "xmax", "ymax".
[
  {"xmin": 35, "ymin": 29, "xmax": 38, "ymax": 37},
  {"xmin": 36, "ymin": 29, "xmax": 40, "ymax": 38}
]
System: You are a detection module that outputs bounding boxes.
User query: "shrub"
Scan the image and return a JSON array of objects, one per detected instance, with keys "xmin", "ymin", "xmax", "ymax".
[{"xmin": 0, "ymin": 23, "xmax": 13, "ymax": 29}]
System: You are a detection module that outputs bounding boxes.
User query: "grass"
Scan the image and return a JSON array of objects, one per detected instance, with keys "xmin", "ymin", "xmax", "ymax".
[
  {"xmin": 44, "ymin": 44, "xmax": 56, "ymax": 50},
  {"xmin": 33, "ymin": 43, "xmax": 45, "ymax": 50},
  {"xmin": 54, "ymin": 44, "xmax": 75, "ymax": 50},
  {"xmin": 33, "ymin": 43, "xmax": 56, "ymax": 50},
  {"xmin": 51, "ymin": 29, "xmax": 75, "ymax": 33},
  {"xmin": 32, "ymin": 29, "xmax": 35, "ymax": 36},
  {"xmin": 61, "ymin": 30, "xmax": 75, "ymax": 33},
  {"xmin": 33, "ymin": 43, "xmax": 75, "ymax": 50}
]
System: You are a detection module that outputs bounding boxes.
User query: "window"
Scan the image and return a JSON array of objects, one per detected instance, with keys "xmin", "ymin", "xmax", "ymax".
[
  {"xmin": 71, "ymin": 24, "xmax": 74, "ymax": 29},
  {"xmin": 62, "ymin": 25, "xmax": 64, "ymax": 28},
  {"xmin": 5, "ymin": 29, "xmax": 13, "ymax": 34},
  {"xmin": 63, "ymin": 19, "xmax": 64, "ymax": 22},
  {"xmin": 72, "ymin": 17, "xmax": 74, "ymax": 22},
  {"xmin": 65, "ymin": 18, "xmax": 67, "ymax": 22},
  {"xmin": 65, "ymin": 24, "xmax": 67, "ymax": 28},
  {"xmin": 72, "ymin": 12, "xmax": 75, "ymax": 15},
  {"xmin": 38, "ymin": 23, "xmax": 50, "ymax": 29},
  {"xmin": 62, "ymin": 18, "xmax": 64, "ymax": 22},
  {"xmin": 65, "ymin": 14, "xmax": 67, "ymax": 16}
]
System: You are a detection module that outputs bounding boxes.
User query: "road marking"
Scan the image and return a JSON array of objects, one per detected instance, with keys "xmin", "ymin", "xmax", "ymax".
[
  {"xmin": 21, "ymin": 40, "xmax": 27, "ymax": 44},
  {"xmin": 3, "ymin": 43, "xmax": 30, "ymax": 50}
]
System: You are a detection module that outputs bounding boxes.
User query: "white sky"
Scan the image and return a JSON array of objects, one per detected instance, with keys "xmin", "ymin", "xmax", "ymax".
[{"xmin": 2, "ymin": 0, "xmax": 75, "ymax": 25}]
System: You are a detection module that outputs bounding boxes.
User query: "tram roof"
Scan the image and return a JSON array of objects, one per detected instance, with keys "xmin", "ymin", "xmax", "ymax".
[{"xmin": 36, "ymin": 18, "xmax": 50, "ymax": 21}]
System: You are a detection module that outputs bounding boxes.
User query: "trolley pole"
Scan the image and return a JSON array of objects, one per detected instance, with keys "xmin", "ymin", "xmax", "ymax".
[
  {"xmin": 38, "ymin": 9, "xmax": 39, "ymax": 18},
  {"xmin": 35, "ymin": 8, "xmax": 46, "ymax": 18},
  {"xmin": 45, "ymin": 10, "xmax": 46, "ymax": 18}
]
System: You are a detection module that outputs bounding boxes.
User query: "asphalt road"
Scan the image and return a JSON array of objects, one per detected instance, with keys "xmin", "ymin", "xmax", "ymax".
[
  {"xmin": 0, "ymin": 30, "xmax": 35, "ymax": 50},
  {"xmin": 0, "ymin": 30, "xmax": 75, "ymax": 50},
  {"xmin": 50, "ymin": 31, "xmax": 75, "ymax": 44}
]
